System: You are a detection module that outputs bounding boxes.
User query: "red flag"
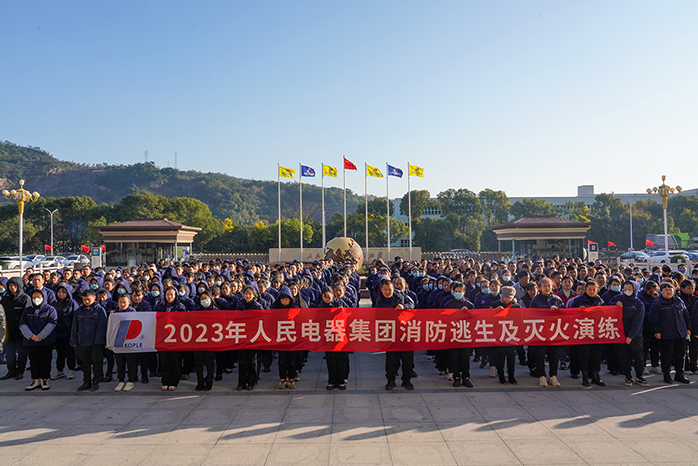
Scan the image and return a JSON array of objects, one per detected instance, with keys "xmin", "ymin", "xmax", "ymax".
[
  {"xmin": 608, "ymin": 241, "xmax": 617, "ymax": 247},
  {"xmin": 343, "ymin": 157, "xmax": 357, "ymax": 171},
  {"xmin": 102, "ymin": 245, "xmax": 106, "ymax": 252},
  {"xmin": 81, "ymin": 244, "xmax": 89, "ymax": 252},
  {"xmin": 44, "ymin": 244, "xmax": 53, "ymax": 251},
  {"xmin": 646, "ymin": 239, "xmax": 655, "ymax": 247}
]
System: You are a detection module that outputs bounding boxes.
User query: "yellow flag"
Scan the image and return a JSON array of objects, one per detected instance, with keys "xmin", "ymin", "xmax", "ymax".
[
  {"xmin": 323, "ymin": 165, "xmax": 337, "ymax": 177},
  {"xmin": 408, "ymin": 164, "xmax": 424, "ymax": 177},
  {"xmin": 279, "ymin": 166, "xmax": 295, "ymax": 178},
  {"xmin": 366, "ymin": 164, "xmax": 383, "ymax": 178}
]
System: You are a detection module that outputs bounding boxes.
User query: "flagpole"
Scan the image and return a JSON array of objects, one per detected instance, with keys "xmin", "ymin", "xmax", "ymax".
[
  {"xmin": 343, "ymin": 157, "xmax": 347, "ymax": 237},
  {"xmin": 365, "ymin": 163, "xmax": 369, "ymax": 259},
  {"xmin": 299, "ymin": 163, "xmax": 303, "ymax": 262},
  {"xmin": 408, "ymin": 163, "xmax": 412, "ymax": 261},
  {"xmin": 278, "ymin": 164, "xmax": 282, "ymax": 262},
  {"xmin": 321, "ymin": 163, "xmax": 326, "ymax": 248},
  {"xmin": 386, "ymin": 162, "xmax": 391, "ymax": 260}
]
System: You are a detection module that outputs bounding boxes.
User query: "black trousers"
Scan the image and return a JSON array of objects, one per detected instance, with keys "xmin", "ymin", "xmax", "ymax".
[
  {"xmin": 495, "ymin": 346, "xmax": 516, "ymax": 377},
  {"xmin": 4, "ymin": 334, "xmax": 27, "ymax": 376},
  {"xmin": 516, "ymin": 345, "xmax": 526, "ymax": 363},
  {"xmin": 385, "ymin": 351, "xmax": 414, "ymax": 382},
  {"xmin": 139, "ymin": 352, "xmax": 158, "ymax": 378},
  {"xmin": 686, "ymin": 335, "xmax": 698, "ymax": 373},
  {"xmin": 237, "ymin": 350, "xmax": 258, "ymax": 387},
  {"xmin": 104, "ymin": 348, "xmax": 115, "ymax": 375},
  {"xmin": 660, "ymin": 338, "xmax": 687, "ymax": 376},
  {"xmin": 614, "ymin": 337, "xmax": 645, "ymax": 379},
  {"xmin": 160, "ymin": 351, "xmax": 181, "ymax": 386},
  {"xmin": 530, "ymin": 345, "xmax": 559, "ymax": 377},
  {"xmin": 325, "ymin": 351, "xmax": 350, "ymax": 385},
  {"xmin": 54, "ymin": 336, "xmax": 76, "ymax": 372},
  {"xmin": 578, "ymin": 344, "xmax": 602, "ymax": 373},
  {"xmin": 569, "ymin": 345, "xmax": 580, "ymax": 376},
  {"xmin": 193, "ymin": 351, "xmax": 215, "ymax": 383},
  {"xmin": 26, "ymin": 345, "xmax": 52, "ymax": 380},
  {"xmin": 278, "ymin": 351, "xmax": 297, "ymax": 380},
  {"xmin": 448, "ymin": 348, "xmax": 471, "ymax": 380},
  {"xmin": 115, "ymin": 353, "xmax": 138, "ymax": 382},
  {"xmin": 181, "ymin": 351, "xmax": 195, "ymax": 375},
  {"xmin": 216, "ymin": 351, "xmax": 234, "ymax": 377},
  {"xmin": 258, "ymin": 350, "xmax": 273, "ymax": 370},
  {"xmin": 643, "ymin": 328, "xmax": 660, "ymax": 367},
  {"xmin": 74, "ymin": 344, "xmax": 104, "ymax": 385},
  {"xmin": 434, "ymin": 349, "xmax": 449, "ymax": 372}
]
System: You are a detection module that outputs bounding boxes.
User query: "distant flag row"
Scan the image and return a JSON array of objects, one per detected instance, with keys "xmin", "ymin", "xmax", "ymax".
[{"xmin": 279, "ymin": 158, "xmax": 423, "ymax": 179}]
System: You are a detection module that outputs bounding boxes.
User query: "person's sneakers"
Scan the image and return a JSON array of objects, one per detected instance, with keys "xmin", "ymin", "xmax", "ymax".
[
  {"xmin": 203, "ymin": 381, "xmax": 212, "ymax": 391},
  {"xmin": 161, "ymin": 385, "xmax": 169, "ymax": 391},
  {"xmin": 124, "ymin": 382, "xmax": 134, "ymax": 391},
  {"xmin": 278, "ymin": 379, "xmax": 288, "ymax": 389},
  {"xmin": 168, "ymin": 385, "xmax": 176, "ymax": 391},
  {"xmin": 453, "ymin": 378, "xmax": 461, "ymax": 388},
  {"xmin": 66, "ymin": 370, "xmax": 76, "ymax": 380},
  {"xmin": 51, "ymin": 370, "xmax": 65, "ymax": 380},
  {"xmin": 437, "ymin": 370, "xmax": 446, "ymax": 376},
  {"xmin": 636, "ymin": 376, "xmax": 649, "ymax": 387},
  {"xmin": 539, "ymin": 376, "xmax": 548, "ymax": 387},
  {"xmin": 559, "ymin": 361, "xmax": 568, "ymax": 371},
  {"xmin": 114, "ymin": 382, "xmax": 126, "ymax": 392},
  {"xmin": 549, "ymin": 376, "xmax": 561, "ymax": 387},
  {"xmin": 326, "ymin": 383, "xmax": 335, "ymax": 391},
  {"xmin": 102, "ymin": 375, "xmax": 113, "ymax": 383},
  {"xmin": 401, "ymin": 381, "xmax": 414, "ymax": 390},
  {"xmin": 490, "ymin": 366, "xmax": 497, "ymax": 378},
  {"xmin": 509, "ymin": 376, "xmax": 517, "ymax": 385},
  {"xmin": 337, "ymin": 383, "xmax": 347, "ymax": 391},
  {"xmin": 180, "ymin": 374, "xmax": 189, "ymax": 380},
  {"xmin": 0, "ymin": 372, "xmax": 15, "ymax": 380},
  {"xmin": 479, "ymin": 360, "xmax": 488, "ymax": 369},
  {"xmin": 570, "ymin": 373, "xmax": 580, "ymax": 379},
  {"xmin": 473, "ymin": 355, "xmax": 481, "ymax": 362},
  {"xmin": 245, "ymin": 384, "xmax": 254, "ymax": 391},
  {"xmin": 651, "ymin": 366, "xmax": 662, "ymax": 374},
  {"xmin": 591, "ymin": 373, "xmax": 606, "ymax": 387},
  {"xmin": 385, "ymin": 381, "xmax": 396, "ymax": 390},
  {"xmin": 141, "ymin": 376, "xmax": 149, "ymax": 384},
  {"xmin": 41, "ymin": 379, "xmax": 50, "ymax": 391},
  {"xmin": 195, "ymin": 382, "xmax": 205, "ymax": 392},
  {"xmin": 462, "ymin": 378, "xmax": 473, "ymax": 388},
  {"xmin": 642, "ymin": 367, "xmax": 650, "ymax": 376},
  {"xmin": 15, "ymin": 373, "xmax": 23, "ymax": 380},
  {"xmin": 286, "ymin": 379, "xmax": 296, "ymax": 389},
  {"xmin": 25, "ymin": 379, "xmax": 41, "ymax": 391},
  {"xmin": 499, "ymin": 375, "xmax": 507, "ymax": 384},
  {"xmin": 675, "ymin": 374, "xmax": 690, "ymax": 384},
  {"xmin": 446, "ymin": 373, "xmax": 454, "ymax": 381},
  {"xmin": 214, "ymin": 374, "xmax": 223, "ymax": 381},
  {"xmin": 77, "ymin": 383, "xmax": 91, "ymax": 392},
  {"xmin": 90, "ymin": 382, "xmax": 100, "ymax": 391},
  {"xmin": 664, "ymin": 374, "xmax": 673, "ymax": 384},
  {"xmin": 582, "ymin": 372, "xmax": 591, "ymax": 387},
  {"xmin": 624, "ymin": 377, "xmax": 633, "ymax": 387},
  {"xmin": 236, "ymin": 385, "xmax": 245, "ymax": 391}
]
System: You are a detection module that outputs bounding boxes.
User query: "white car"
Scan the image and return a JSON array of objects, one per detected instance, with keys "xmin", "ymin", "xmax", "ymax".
[
  {"xmin": 0, "ymin": 256, "xmax": 35, "ymax": 270},
  {"xmin": 59, "ymin": 254, "xmax": 90, "ymax": 268},
  {"xmin": 35, "ymin": 256, "xmax": 66, "ymax": 268}
]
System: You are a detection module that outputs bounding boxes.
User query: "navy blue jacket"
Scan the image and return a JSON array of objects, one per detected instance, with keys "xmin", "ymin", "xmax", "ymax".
[
  {"xmin": 649, "ymin": 296, "xmax": 690, "ymax": 339},
  {"xmin": 54, "ymin": 284, "xmax": 80, "ymax": 339},
  {"xmin": 610, "ymin": 292, "xmax": 645, "ymax": 340},
  {"xmin": 70, "ymin": 302, "xmax": 108, "ymax": 346},
  {"xmin": 530, "ymin": 293, "xmax": 565, "ymax": 309},
  {"xmin": 375, "ymin": 290, "xmax": 415, "ymax": 309},
  {"xmin": 19, "ymin": 302, "xmax": 58, "ymax": 346},
  {"xmin": 441, "ymin": 295, "xmax": 474, "ymax": 310}
]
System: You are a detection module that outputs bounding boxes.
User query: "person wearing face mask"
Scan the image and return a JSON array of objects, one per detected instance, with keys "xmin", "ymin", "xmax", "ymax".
[
  {"xmin": 611, "ymin": 281, "xmax": 648, "ymax": 387},
  {"xmin": 478, "ymin": 280, "xmax": 500, "ymax": 378},
  {"xmin": 568, "ymin": 280, "xmax": 606, "ymax": 387},
  {"xmin": 191, "ymin": 291, "xmax": 217, "ymax": 391},
  {"xmin": 492, "ymin": 286, "xmax": 521, "ymax": 384},
  {"xmin": 71, "ymin": 290, "xmax": 108, "ymax": 392},
  {"xmin": 441, "ymin": 282, "xmax": 474, "ymax": 388},
  {"xmin": 235, "ymin": 285, "xmax": 263, "ymax": 391},
  {"xmin": 639, "ymin": 280, "xmax": 661, "ymax": 374},
  {"xmin": 529, "ymin": 278, "xmax": 565, "ymax": 387},
  {"xmin": 649, "ymin": 282, "xmax": 691, "ymax": 384},
  {"xmin": 131, "ymin": 289, "xmax": 155, "ymax": 384},
  {"xmin": 20, "ymin": 290, "xmax": 58, "ymax": 391},
  {"xmin": 51, "ymin": 284, "xmax": 79, "ymax": 381},
  {"xmin": 154, "ymin": 286, "xmax": 188, "ymax": 391},
  {"xmin": 1, "ymin": 277, "xmax": 32, "ymax": 381},
  {"xmin": 146, "ymin": 282, "xmax": 163, "ymax": 308},
  {"xmin": 111, "ymin": 294, "xmax": 138, "ymax": 392}
]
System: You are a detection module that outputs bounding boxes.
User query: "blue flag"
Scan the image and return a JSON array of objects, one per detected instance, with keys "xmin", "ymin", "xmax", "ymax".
[
  {"xmin": 301, "ymin": 165, "xmax": 316, "ymax": 177},
  {"xmin": 387, "ymin": 165, "xmax": 403, "ymax": 178}
]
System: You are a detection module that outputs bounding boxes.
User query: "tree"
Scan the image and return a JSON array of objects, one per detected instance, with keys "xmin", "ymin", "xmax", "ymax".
[
  {"xmin": 478, "ymin": 189, "xmax": 510, "ymax": 225},
  {"xmin": 589, "ymin": 194, "xmax": 628, "ymax": 249},
  {"xmin": 510, "ymin": 198, "xmax": 556, "ymax": 218},
  {"xmin": 357, "ymin": 198, "xmax": 394, "ymax": 217},
  {"xmin": 399, "ymin": 190, "xmax": 431, "ymax": 221}
]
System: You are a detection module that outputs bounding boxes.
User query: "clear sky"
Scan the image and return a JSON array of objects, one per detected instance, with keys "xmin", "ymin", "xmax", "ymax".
[{"xmin": 2, "ymin": 1, "xmax": 697, "ymax": 200}]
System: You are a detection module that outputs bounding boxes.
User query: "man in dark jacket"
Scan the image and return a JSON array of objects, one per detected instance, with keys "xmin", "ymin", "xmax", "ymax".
[
  {"xmin": 611, "ymin": 281, "xmax": 648, "ymax": 387},
  {"xmin": 376, "ymin": 279, "xmax": 415, "ymax": 390},
  {"xmin": 649, "ymin": 282, "xmax": 691, "ymax": 384},
  {"xmin": 1, "ymin": 277, "xmax": 32, "ymax": 380},
  {"xmin": 70, "ymin": 290, "xmax": 108, "ymax": 392}
]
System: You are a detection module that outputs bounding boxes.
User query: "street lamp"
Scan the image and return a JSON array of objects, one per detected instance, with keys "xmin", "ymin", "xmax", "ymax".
[
  {"xmin": 646, "ymin": 175, "xmax": 682, "ymax": 262},
  {"xmin": 2, "ymin": 179, "xmax": 40, "ymax": 272},
  {"xmin": 45, "ymin": 208, "xmax": 58, "ymax": 253}
]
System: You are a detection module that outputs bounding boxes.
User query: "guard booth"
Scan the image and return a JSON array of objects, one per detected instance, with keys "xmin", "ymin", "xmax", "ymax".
[
  {"xmin": 90, "ymin": 246, "xmax": 103, "ymax": 269},
  {"xmin": 491, "ymin": 216, "xmax": 591, "ymax": 259},
  {"xmin": 97, "ymin": 218, "xmax": 201, "ymax": 267}
]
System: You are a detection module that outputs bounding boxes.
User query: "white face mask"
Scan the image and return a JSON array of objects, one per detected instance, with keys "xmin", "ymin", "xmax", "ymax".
[
  {"xmin": 624, "ymin": 289, "xmax": 634, "ymax": 297},
  {"xmin": 33, "ymin": 298, "xmax": 43, "ymax": 306}
]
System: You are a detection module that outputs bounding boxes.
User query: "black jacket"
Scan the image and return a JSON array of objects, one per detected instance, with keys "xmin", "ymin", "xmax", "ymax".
[{"xmin": 1, "ymin": 277, "xmax": 32, "ymax": 338}]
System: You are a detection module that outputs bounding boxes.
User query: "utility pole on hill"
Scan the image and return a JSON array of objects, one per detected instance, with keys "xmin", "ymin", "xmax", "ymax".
[{"xmin": 144, "ymin": 150, "xmax": 149, "ymax": 163}]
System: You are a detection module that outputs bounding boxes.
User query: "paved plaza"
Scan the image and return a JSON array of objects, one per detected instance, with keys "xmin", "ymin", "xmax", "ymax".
[{"xmin": 1, "ymin": 349, "xmax": 698, "ymax": 466}]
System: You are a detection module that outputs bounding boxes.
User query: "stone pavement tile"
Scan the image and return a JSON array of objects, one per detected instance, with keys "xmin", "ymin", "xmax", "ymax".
[
  {"xmin": 139, "ymin": 444, "xmax": 212, "ymax": 466},
  {"xmin": 232, "ymin": 408, "xmax": 286, "ymax": 423},
  {"xmin": 161, "ymin": 426, "xmax": 225, "ymax": 445},
  {"xmin": 550, "ymin": 390, "xmax": 605, "ymax": 405},
  {"xmin": 265, "ymin": 442, "xmax": 331, "ymax": 466},
  {"xmin": 77, "ymin": 444, "xmax": 155, "ymax": 466},
  {"xmin": 243, "ymin": 394, "xmax": 291, "ymax": 408},
  {"xmin": 428, "ymin": 405, "xmax": 484, "ymax": 422},
  {"xmin": 0, "ymin": 445, "xmax": 35, "ymax": 465},
  {"xmin": 0, "ymin": 425, "xmax": 63, "ymax": 446},
  {"xmin": 1, "ymin": 407, "xmax": 53, "ymax": 426},
  {"xmin": 592, "ymin": 416, "xmax": 669, "ymax": 439},
  {"xmin": 15, "ymin": 395, "xmax": 71, "ymax": 410},
  {"xmin": 47, "ymin": 425, "xmax": 118, "ymax": 444},
  {"xmin": 621, "ymin": 438, "xmax": 697, "ymax": 464},
  {"xmin": 333, "ymin": 406, "xmax": 384, "ymax": 423},
  {"xmin": 333, "ymin": 393, "xmax": 380, "ymax": 408},
  {"xmin": 538, "ymin": 417, "xmax": 614, "ymax": 439},
  {"xmin": 63, "ymin": 395, "xmax": 113, "ymax": 409},
  {"xmin": 85, "ymin": 408, "xmax": 142, "ymax": 426},
  {"xmin": 105, "ymin": 425, "xmax": 176, "ymax": 445},
  {"xmin": 437, "ymin": 420, "xmax": 500, "ymax": 440},
  {"xmin": 40, "ymin": 407, "xmax": 96, "ymax": 425},
  {"xmin": 661, "ymin": 402, "xmax": 698, "ymax": 416},
  {"xmin": 201, "ymin": 444, "xmax": 271, "ymax": 465},
  {"xmin": 329, "ymin": 442, "xmax": 392, "ymax": 466},
  {"xmin": 217, "ymin": 422, "xmax": 280, "ymax": 444},
  {"xmin": 639, "ymin": 387, "xmax": 697, "ymax": 405},
  {"xmin": 644, "ymin": 417, "xmax": 698, "ymax": 436},
  {"xmin": 196, "ymin": 394, "xmax": 249, "ymax": 409},
  {"xmin": 151, "ymin": 394, "xmax": 205, "ymax": 409},
  {"xmin": 569, "ymin": 401, "xmax": 631, "ymax": 417},
  {"xmin": 283, "ymin": 407, "xmax": 333, "ymax": 424},
  {"xmin": 478, "ymin": 406, "xmax": 536, "ymax": 422},
  {"xmin": 447, "ymin": 439, "xmax": 522, "ymax": 465},
  {"xmin": 561, "ymin": 439, "xmax": 649, "ymax": 464},
  {"xmin": 420, "ymin": 392, "xmax": 469, "ymax": 407},
  {"xmin": 385, "ymin": 422, "xmax": 444, "ymax": 443},
  {"xmin": 505, "ymin": 438, "xmax": 586, "ymax": 465},
  {"xmin": 520, "ymin": 403, "xmax": 579, "ymax": 421},
  {"xmin": 288, "ymin": 394, "xmax": 334, "ymax": 408},
  {"xmin": 274, "ymin": 423, "xmax": 332, "ymax": 442},
  {"xmin": 381, "ymin": 405, "xmax": 433, "ymax": 423},
  {"xmin": 614, "ymin": 401, "xmax": 680, "ymax": 419},
  {"xmin": 389, "ymin": 441, "xmax": 457, "ymax": 466},
  {"xmin": 465, "ymin": 391, "xmax": 518, "ymax": 406},
  {"xmin": 331, "ymin": 422, "xmax": 387, "ymax": 443},
  {"xmin": 379, "ymin": 393, "xmax": 427, "ymax": 408},
  {"xmin": 487, "ymin": 419, "xmax": 556, "ymax": 440},
  {"xmin": 179, "ymin": 408, "xmax": 238, "ymax": 426},
  {"xmin": 17, "ymin": 444, "xmax": 96, "ymax": 466},
  {"xmin": 107, "ymin": 395, "xmax": 162, "ymax": 409},
  {"xmin": 126, "ymin": 408, "xmax": 193, "ymax": 427},
  {"xmin": 507, "ymin": 390, "xmax": 555, "ymax": 405}
]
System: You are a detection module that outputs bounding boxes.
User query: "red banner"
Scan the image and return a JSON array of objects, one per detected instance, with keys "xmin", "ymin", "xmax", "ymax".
[{"xmin": 154, "ymin": 306, "xmax": 625, "ymax": 352}]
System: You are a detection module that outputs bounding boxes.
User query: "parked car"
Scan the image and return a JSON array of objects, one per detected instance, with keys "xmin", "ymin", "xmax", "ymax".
[
  {"xmin": 617, "ymin": 251, "xmax": 649, "ymax": 266},
  {"xmin": 24, "ymin": 254, "xmax": 45, "ymax": 266},
  {"xmin": 0, "ymin": 256, "xmax": 35, "ymax": 270},
  {"xmin": 59, "ymin": 254, "xmax": 90, "ymax": 268},
  {"xmin": 34, "ymin": 256, "xmax": 66, "ymax": 268}
]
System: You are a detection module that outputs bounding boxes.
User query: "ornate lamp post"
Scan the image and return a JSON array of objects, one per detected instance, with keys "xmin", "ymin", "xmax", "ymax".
[
  {"xmin": 646, "ymin": 175, "xmax": 682, "ymax": 261},
  {"xmin": 45, "ymin": 208, "xmax": 58, "ymax": 252},
  {"xmin": 2, "ymin": 180, "xmax": 41, "ymax": 271}
]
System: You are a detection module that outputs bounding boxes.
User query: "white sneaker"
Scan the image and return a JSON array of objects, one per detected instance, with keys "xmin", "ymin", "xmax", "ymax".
[
  {"xmin": 114, "ymin": 382, "xmax": 125, "ymax": 392},
  {"xmin": 686, "ymin": 371, "xmax": 694, "ymax": 375},
  {"xmin": 168, "ymin": 385, "xmax": 176, "ymax": 391},
  {"xmin": 549, "ymin": 375, "xmax": 561, "ymax": 387},
  {"xmin": 642, "ymin": 368, "xmax": 649, "ymax": 376},
  {"xmin": 50, "ymin": 370, "xmax": 65, "ymax": 380},
  {"xmin": 651, "ymin": 366, "xmax": 662, "ymax": 374},
  {"xmin": 123, "ymin": 382, "xmax": 134, "ymax": 391},
  {"xmin": 490, "ymin": 367, "xmax": 497, "ymax": 378},
  {"xmin": 446, "ymin": 373, "xmax": 454, "ymax": 381},
  {"xmin": 66, "ymin": 370, "xmax": 76, "ymax": 380},
  {"xmin": 161, "ymin": 385, "xmax": 168, "ymax": 391},
  {"xmin": 25, "ymin": 379, "xmax": 41, "ymax": 391},
  {"xmin": 539, "ymin": 376, "xmax": 548, "ymax": 387}
]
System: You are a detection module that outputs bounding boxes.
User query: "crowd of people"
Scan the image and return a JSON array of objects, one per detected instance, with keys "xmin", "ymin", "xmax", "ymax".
[{"xmin": 0, "ymin": 254, "xmax": 695, "ymax": 393}]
